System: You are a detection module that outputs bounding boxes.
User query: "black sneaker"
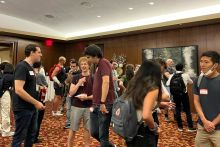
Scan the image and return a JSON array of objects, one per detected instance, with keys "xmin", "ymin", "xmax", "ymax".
[{"xmin": 63, "ymin": 125, "xmax": 70, "ymax": 129}]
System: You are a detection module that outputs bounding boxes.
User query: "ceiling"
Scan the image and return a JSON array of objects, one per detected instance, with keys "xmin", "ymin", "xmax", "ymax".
[{"xmin": 1, "ymin": 0, "xmax": 220, "ymax": 40}]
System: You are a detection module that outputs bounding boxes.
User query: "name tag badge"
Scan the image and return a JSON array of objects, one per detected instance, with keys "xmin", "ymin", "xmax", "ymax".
[
  {"xmin": 29, "ymin": 71, "xmax": 34, "ymax": 75},
  {"xmin": 200, "ymin": 89, "xmax": 208, "ymax": 95}
]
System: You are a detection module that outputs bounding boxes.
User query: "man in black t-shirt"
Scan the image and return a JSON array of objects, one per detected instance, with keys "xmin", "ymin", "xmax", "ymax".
[{"xmin": 11, "ymin": 44, "xmax": 45, "ymax": 147}]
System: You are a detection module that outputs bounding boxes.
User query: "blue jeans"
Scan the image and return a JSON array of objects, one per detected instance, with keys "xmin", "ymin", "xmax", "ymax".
[
  {"xmin": 65, "ymin": 97, "xmax": 71, "ymax": 126},
  {"xmin": 11, "ymin": 109, "xmax": 38, "ymax": 147},
  {"xmin": 90, "ymin": 104, "xmax": 115, "ymax": 147}
]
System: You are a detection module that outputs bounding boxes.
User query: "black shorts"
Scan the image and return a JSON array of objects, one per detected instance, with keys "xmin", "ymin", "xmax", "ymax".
[{"xmin": 54, "ymin": 83, "xmax": 65, "ymax": 97}]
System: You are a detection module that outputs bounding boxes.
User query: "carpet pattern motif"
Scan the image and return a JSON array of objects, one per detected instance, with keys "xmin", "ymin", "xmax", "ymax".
[{"xmin": 0, "ymin": 102, "xmax": 197, "ymax": 147}]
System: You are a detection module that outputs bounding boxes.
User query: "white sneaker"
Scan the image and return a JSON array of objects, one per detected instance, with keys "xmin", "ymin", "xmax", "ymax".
[
  {"xmin": 56, "ymin": 111, "xmax": 63, "ymax": 116},
  {"xmin": 2, "ymin": 131, "xmax": 14, "ymax": 137},
  {"xmin": 52, "ymin": 111, "xmax": 56, "ymax": 116},
  {"xmin": 178, "ymin": 128, "xmax": 183, "ymax": 132}
]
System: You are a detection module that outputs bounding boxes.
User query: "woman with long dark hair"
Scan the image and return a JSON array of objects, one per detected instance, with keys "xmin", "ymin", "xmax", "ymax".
[{"xmin": 125, "ymin": 60, "xmax": 162, "ymax": 147}]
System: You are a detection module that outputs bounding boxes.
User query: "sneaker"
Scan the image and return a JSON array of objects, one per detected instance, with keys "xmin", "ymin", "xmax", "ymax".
[
  {"xmin": 63, "ymin": 124, "xmax": 70, "ymax": 129},
  {"xmin": 2, "ymin": 131, "xmax": 14, "ymax": 137},
  {"xmin": 52, "ymin": 111, "xmax": 56, "ymax": 116},
  {"xmin": 187, "ymin": 128, "xmax": 196, "ymax": 132},
  {"xmin": 178, "ymin": 128, "xmax": 183, "ymax": 132},
  {"xmin": 56, "ymin": 111, "xmax": 63, "ymax": 116}
]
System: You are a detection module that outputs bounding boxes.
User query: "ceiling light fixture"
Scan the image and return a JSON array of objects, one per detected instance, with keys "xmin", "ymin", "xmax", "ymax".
[
  {"xmin": 129, "ymin": 7, "xmax": 134, "ymax": 10},
  {"xmin": 0, "ymin": 1, "xmax": 5, "ymax": 4},
  {"xmin": 97, "ymin": 15, "xmax": 101, "ymax": 18},
  {"xmin": 149, "ymin": 2, "xmax": 154, "ymax": 5}
]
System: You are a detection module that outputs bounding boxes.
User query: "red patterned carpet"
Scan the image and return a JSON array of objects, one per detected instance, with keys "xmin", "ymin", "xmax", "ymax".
[{"xmin": 0, "ymin": 102, "xmax": 197, "ymax": 147}]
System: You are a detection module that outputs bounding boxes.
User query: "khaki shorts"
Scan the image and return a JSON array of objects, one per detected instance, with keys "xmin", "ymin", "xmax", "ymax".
[
  {"xmin": 195, "ymin": 124, "xmax": 220, "ymax": 147},
  {"xmin": 70, "ymin": 106, "xmax": 90, "ymax": 131}
]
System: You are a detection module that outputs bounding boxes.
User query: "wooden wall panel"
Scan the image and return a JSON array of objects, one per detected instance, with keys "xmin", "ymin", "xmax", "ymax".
[{"xmin": 0, "ymin": 35, "xmax": 66, "ymax": 72}]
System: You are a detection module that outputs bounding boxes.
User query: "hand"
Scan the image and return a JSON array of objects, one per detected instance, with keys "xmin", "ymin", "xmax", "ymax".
[
  {"xmin": 157, "ymin": 127, "xmax": 162, "ymax": 134},
  {"xmin": 35, "ymin": 101, "xmax": 46, "ymax": 110},
  {"xmin": 203, "ymin": 120, "xmax": 215, "ymax": 133},
  {"xmin": 100, "ymin": 104, "xmax": 109, "ymax": 114},
  {"xmin": 77, "ymin": 94, "xmax": 87, "ymax": 101},
  {"xmin": 118, "ymin": 80, "xmax": 124, "ymax": 87},
  {"xmin": 58, "ymin": 83, "xmax": 64, "ymax": 87},
  {"xmin": 78, "ymin": 77, "xmax": 86, "ymax": 86}
]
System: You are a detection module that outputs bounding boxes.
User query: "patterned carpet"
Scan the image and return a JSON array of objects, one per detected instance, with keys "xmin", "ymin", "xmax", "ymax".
[{"xmin": 0, "ymin": 102, "xmax": 197, "ymax": 147}]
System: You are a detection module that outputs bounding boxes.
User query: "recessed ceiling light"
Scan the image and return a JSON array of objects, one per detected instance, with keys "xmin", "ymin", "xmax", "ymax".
[
  {"xmin": 129, "ymin": 7, "xmax": 134, "ymax": 10},
  {"xmin": 97, "ymin": 15, "xmax": 101, "ymax": 18},
  {"xmin": 44, "ymin": 14, "xmax": 55, "ymax": 19},
  {"xmin": 149, "ymin": 2, "xmax": 154, "ymax": 5},
  {"xmin": 0, "ymin": 1, "xmax": 5, "ymax": 4}
]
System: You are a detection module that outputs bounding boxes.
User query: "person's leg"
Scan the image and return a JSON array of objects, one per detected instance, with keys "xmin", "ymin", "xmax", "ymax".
[
  {"xmin": 195, "ymin": 124, "xmax": 212, "ymax": 147},
  {"xmin": 83, "ymin": 108, "xmax": 91, "ymax": 147},
  {"xmin": 173, "ymin": 93, "xmax": 183, "ymax": 130},
  {"xmin": 52, "ymin": 85, "xmax": 63, "ymax": 115},
  {"xmin": 67, "ymin": 129, "xmax": 76, "ymax": 147},
  {"xmin": 24, "ymin": 110, "xmax": 38, "ymax": 147},
  {"xmin": 1, "ymin": 91, "xmax": 12, "ymax": 135},
  {"xmin": 68, "ymin": 106, "xmax": 84, "ymax": 146},
  {"xmin": 210, "ymin": 130, "xmax": 220, "ymax": 147},
  {"xmin": 182, "ymin": 93, "xmax": 194, "ymax": 129},
  {"xmin": 35, "ymin": 103, "xmax": 45, "ymax": 142},
  {"xmin": 11, "ymin": 110, "xmax": 34, "ymax": 147},
  {"xmin": 98, "ymin": 104, "xmax": 113, "ymax": 147},
  {"xmin": 64, "ymin": 96, "xmax": 71, "ymax": 128},
  {"xmin": 90, "ymin": 106, "xmax": 100, "ymax": 142}
]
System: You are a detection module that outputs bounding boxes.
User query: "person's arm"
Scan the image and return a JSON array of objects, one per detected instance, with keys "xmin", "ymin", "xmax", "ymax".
[
  {"xmin": 164, "ymin": 71, "xmax": 171, "ymax": 79},
  {"xmin": 194, "ymin": 94, "xmax": 215, "ymax": 132},
  {"xmin": 161, "ymin": 82, "xmax": 170, "ymax": 101},
  {"xmin": 212, "ymin": 114, "xmax": 220, "ymax": 127},
  {"xmin": 69, "ymin": 77, "xmax": 86, "ymax": 97},
  {"xmin": 187, "ymin": 74, "xmax": 193, "ymax": 85},
  {"xmin": 101, "ymin": 75, "xmax": 109, "ymax": 103},
  {"xmin": 142, "ymin": 89, "xmax": 159, "ymax": 129},
  {"xmin": 15, "ymin": 80, "xmax": 45, "ymax": 110},
  {"xmin": 52, "ymin": 67, "xmax": 61, "ymax": 85}
]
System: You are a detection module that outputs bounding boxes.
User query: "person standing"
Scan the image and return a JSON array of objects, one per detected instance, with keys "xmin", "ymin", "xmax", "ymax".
[
  {"xmin": 51, "ymin": 56, "xmax": 66, "ymax": 116},
  {"xmin": 194, "ymin": 51, "xmax": 220, "ymax": 147},
  {"xmin": 167, "ymin": 63, "xmax": 195, "ymax": 132},
  {"xmin": 0, "ymin": 63, "xmax": 14, "ymax": 137},
  {"xmin": 84, "ymin": 44, "xmax": 116, "ymax": 147},
  {"xmin": 11, "ymin": 44, "xmax": 45, "ymax": 147},
  {"xmin": 67, "ymin": 57, "xmax": 93, "ymax": 147}
]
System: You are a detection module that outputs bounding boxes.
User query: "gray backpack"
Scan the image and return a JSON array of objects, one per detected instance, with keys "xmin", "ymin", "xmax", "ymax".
[{"xmin": 111, "ymin": 95, "xmax": 142, "ymax": 142}]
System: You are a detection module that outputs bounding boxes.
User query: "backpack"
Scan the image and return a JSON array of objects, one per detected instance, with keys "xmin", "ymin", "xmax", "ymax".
[
  {"xmin": 48, "ymin": 64, "xmax": 62, "ymax": 81},
  {"xmin": 170, "ymin": 73, "xmax": 186, "ymax": 94},
  {"xmin": 111, "ymin": 95, "xmax": 142, "ymax": 142},
  {"xmin": 0, "ymin": 77, "xmax": 4, "ymax": 97}
]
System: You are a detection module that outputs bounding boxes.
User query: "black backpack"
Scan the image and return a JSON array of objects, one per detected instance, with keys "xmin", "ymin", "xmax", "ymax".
[
  {"xmin": 170, "ymin": 73, "xmax": 186, "ymax": 94},
  {"xmin": 111, "ymin": 95, "xmax": 142, "ymax": 142},
  {"xmin": 0, "ymin": 77, "xmax": 4, "ymax": 97}
]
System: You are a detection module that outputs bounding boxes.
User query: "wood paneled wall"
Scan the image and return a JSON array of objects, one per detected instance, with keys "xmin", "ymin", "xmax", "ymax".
[
  {"xmin": 65, "ymin": 23, "xmax": 220, "ymax": 65},
  {"xmin": 64, "ymin": 23, "xmax": 220, "ymax": 113},
  {"xmin": 0, "ymin": 35, "xmax": 66, "ymax": 72}
]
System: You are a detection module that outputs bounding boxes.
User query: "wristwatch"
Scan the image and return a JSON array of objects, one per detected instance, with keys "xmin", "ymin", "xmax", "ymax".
[{"xmin": 100, "ymin": 101, "xmax": 105, "ymax": 104}]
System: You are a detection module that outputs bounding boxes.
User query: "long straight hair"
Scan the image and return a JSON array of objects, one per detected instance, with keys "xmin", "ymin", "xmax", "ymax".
[{"xmin": 124, "ymin": 60, "xmax": 162, "ymax": 110}]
